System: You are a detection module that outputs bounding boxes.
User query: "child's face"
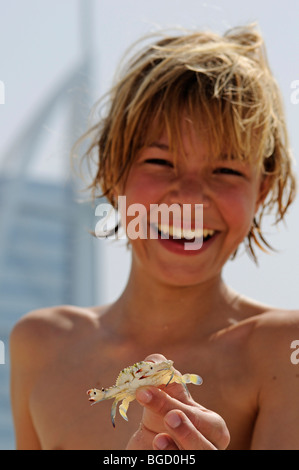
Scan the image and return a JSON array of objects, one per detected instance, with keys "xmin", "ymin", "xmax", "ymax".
[{"xmin": 116, "ymin": 119, "xmax": 267, "ymax": 287}]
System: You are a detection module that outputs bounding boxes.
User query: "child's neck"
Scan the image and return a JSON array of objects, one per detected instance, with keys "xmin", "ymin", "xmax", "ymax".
[{"xmin": 111, "ymin": 267, "xmax": 237, "ymax": 348}]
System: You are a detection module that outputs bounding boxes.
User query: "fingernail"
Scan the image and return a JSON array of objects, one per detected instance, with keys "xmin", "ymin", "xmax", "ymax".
[
  {"xmin": 136, "ymin": 388, "xmax": 152, "ymax": 404},
  {"xmin": 165, "ymin": 411, "xmax": 182, "ymax": 428},
  {"xmin": 155, "ymin": 435, "xmax": 170, "ymax": 450}
]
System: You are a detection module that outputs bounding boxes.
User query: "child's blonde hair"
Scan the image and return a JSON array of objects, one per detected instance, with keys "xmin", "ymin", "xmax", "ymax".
[{"xmin": 76, "ymin": 23, "xmax": 296, "ymax": 261}]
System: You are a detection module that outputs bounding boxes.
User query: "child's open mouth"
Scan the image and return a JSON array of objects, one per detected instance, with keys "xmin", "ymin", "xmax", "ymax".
[{"xmin": 150, "ymin": 222, "xmax": 216, "ymax": 253}]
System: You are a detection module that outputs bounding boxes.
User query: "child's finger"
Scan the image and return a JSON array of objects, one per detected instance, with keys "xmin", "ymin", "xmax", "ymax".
[
  {"xmin": 143, "ymin": 353, "xmax": 168, "ymax": 363},
  {"xmin": 136, "ymin": 385, "xmax": 200, "ymax": 435},
  {"xmin": 136, "ymin": 386, "xmax": 230, "ymax": 449},
  {"xmin": 162, "ymin": 409, "xmax": 217, "ymax": 450},
  {"xmin": 153, "ymin": 433, "xmax": 179, "ymax": 450},
  {"xmin": 136, "ymin": 385, "xmax": 189, "ymax": 422}
]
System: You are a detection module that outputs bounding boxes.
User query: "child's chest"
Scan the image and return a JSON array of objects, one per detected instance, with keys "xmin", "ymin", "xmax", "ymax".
[{"xmin": 29, "ymin": 337, "xmax": 258, "ymax": 449}]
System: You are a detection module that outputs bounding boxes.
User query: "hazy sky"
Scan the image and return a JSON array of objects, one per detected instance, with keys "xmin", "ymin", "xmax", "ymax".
[{"xmin": 0, "ymin": 0, "xmax": 298, "ymax": 308}]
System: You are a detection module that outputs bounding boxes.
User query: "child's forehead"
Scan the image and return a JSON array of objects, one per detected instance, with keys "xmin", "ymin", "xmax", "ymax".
[
  {"xmin": 140, "ymin": 110, "xmax": 263, "ymax": 169},
  {"xmin": 144, "ymin": 115, "xmax": 205, "ymax": 149},
  {"xmin": 146, "ymin": 131, "xmax": 210, "ymax": 159},
  {"xmin": 142, "ymin": 118, "xmax": 234, "ymax": 162}
]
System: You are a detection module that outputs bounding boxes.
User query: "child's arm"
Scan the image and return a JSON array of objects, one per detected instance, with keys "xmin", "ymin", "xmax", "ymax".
[{"xmin": 10, "ymin": 317, "xmax": 42, "ymax": 449}]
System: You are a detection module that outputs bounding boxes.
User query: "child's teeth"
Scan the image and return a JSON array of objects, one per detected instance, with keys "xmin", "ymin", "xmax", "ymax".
[
  {"xmin": 156, "ymin": 223, "xmax": 215, "ymax": 239},
  {"xmin": 159, "ymin": 224, "xmax": 171, "ymax": 236},
  {"xmin": 203, "ymin": 229, "xmax": 215, "ymax": 238},
  {"xmin": 183, "ymin": 228, "xmax": 201, "ymax": 240}
]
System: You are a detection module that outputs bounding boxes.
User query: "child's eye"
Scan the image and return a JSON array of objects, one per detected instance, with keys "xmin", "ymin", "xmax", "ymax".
[
  {"xmin": 145, "ymin": 158, "xmax": 173, "ymax": 167},
  {"xmin": 213, "ymin": 167, "xmax": 243, "ymax": 176}
]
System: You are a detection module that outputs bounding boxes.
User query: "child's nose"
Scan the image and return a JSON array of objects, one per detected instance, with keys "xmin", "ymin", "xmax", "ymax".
[{"xmin": 168, "ymin": 176, "xmax": 211, "ymax": 208}]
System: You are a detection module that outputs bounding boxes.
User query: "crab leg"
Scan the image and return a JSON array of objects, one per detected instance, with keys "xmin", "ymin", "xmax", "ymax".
[
  {"xmin": 182, "ymin": 373, "xmax": 203, "ymax": 385},
  {"xmin": 166, "ymin": 372, "xmax": 203, "ymax": 394},
  {"xmin": 111, "ymin": 399, "xmax": 118, "ymax": 428},
  {"xmin": 165, "ymin": 370, "xmax": 174, "ymax": 387},
  {"xmin": 119, "ymin": 396, "xmax": 135, "ymax": 422}
]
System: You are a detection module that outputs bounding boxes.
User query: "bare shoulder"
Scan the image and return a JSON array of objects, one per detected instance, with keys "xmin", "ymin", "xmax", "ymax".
[
  {"xmin": 249, "ymin": 308, "xmax": 299, "ymax": 350},
  {"xmin": 245, "ymin": 307, "xmax": 299, "ymax": 382},
  {"xmin": 10, "ymin": 304, "xmax": 107, "ymax": 367},
  {"xmin": 10, "ymin": 305, "xmax": 109, "ymax": 450}
]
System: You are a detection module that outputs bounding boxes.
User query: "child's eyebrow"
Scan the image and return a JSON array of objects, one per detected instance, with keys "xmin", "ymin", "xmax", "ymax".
[
  {"xmin": 217, "ymin": 153, "xmax": 239, "ymax": 161},
  {"xmin": 148, "ymin": 142, "xmax": 170, "ymax": 151},
  {"xmin": 218, "ymin": 154, "xmax": 231, "ymax": 161},
  {"xmin": 146, "ymin": 145, "xmax": 242, "ymax": 163}
]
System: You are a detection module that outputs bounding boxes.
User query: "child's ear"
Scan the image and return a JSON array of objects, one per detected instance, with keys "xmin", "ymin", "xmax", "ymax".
[{"xmin": 255, "ymin": 174, "xmax": 272, "ymax": 212}]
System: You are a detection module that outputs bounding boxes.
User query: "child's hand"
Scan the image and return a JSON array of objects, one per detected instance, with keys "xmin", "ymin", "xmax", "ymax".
[{"xmin": 126, "ymin": 354, "xmax": 230, "ymax": 450}]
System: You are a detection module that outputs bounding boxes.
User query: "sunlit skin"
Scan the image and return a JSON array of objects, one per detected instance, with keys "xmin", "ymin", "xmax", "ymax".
[
  {"xmin": 10, "ymin": 120, "xmax": 299, "ymax": 450},
  {"xmin": 116, "ymin": 119, "xmax": 268, "ymax": 288}
]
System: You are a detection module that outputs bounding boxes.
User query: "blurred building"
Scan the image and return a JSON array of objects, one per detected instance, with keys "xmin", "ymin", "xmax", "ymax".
[{"xmin": 0, "ymin": 1, "xmax": 99, "ymax": 449}]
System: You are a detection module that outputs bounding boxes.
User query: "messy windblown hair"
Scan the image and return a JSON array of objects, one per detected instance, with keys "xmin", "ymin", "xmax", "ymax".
[{"xmin": 74, "ymin": 23, "xmax": 296, "ymax": 261}]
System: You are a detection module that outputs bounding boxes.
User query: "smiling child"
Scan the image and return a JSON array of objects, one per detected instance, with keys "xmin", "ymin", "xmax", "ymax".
[{"xmin": 10, "ymin": 23, "xmax": 298, "ymax": 450}]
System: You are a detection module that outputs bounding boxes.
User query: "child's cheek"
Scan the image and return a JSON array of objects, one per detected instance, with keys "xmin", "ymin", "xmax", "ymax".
[
  {"xmin": 124, "ymin": 173, "xmax": 168, "ymax": 209},
  {"xmin": 217, "ymin": 188, "xmax": 256, "ymax": 238},
  {"xmin": 121, "ymin": 174, "xmax": 168, "ymax": 239}
]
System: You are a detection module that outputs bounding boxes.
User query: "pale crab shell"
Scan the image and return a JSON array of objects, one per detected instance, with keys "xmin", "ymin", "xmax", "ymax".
[{"xmin": 87, "ymin": 359, "xmax": 202, "ymax": 427}]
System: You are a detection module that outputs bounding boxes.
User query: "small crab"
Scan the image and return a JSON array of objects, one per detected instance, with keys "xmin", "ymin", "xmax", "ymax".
[{"xmin": 87, "ymin": 359, "xmax": 202, "ymax": 427}]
